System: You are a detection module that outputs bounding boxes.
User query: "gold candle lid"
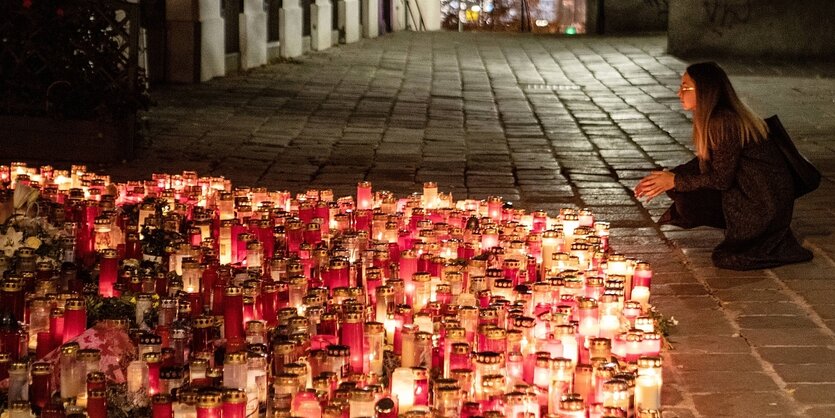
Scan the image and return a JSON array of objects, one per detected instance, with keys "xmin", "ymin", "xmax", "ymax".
[
  {"xmin": 197, "ymin": 392, "xmax": 222, "ymax": 407},
  {"xmin": 223, "ymin": 389, "xmax": 247, "ymax": 404},
  {"xmin": 225, "ymin": 352, "xmax": 247, "ymax": 364},
  {"xmin": 60, "ymin": 342, "xmax": 80, "ymax": 355},
  {"xmin": 32, "ymin": 362, "xmax": 52, "ymax": 375}
]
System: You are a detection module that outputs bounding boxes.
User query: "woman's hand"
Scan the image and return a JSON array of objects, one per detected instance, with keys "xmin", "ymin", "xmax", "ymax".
[{"xmin": 634, "ymin": 170, "xmax": 676, "ymax": 202}]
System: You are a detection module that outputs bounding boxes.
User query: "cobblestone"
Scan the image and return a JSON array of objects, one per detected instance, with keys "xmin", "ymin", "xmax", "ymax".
[{"xmin": 88, "ymin": 32, "xmax": 835, "ymax": 417}]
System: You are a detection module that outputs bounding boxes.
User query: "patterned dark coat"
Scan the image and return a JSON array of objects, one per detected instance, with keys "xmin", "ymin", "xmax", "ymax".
[{"xmin": 659, "ymin": 111, "xmax": 813, "ymax": 270}]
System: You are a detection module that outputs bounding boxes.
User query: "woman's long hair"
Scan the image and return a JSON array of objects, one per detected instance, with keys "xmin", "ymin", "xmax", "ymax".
[{"xmin": 686, "ymin": 62, "xmax": 767, "ymax": 161}]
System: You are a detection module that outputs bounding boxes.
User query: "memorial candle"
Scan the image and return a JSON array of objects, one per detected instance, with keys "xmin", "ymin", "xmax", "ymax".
[
  {"xmin": 391, "ymin": 367, "xmax": 415, "ymax": 412},
  {"xmin": 62, "ymin": 298, "xmax": 86, "ymax": 343},
  {"xmin": 365, "ymin": 321, "xmax": 385, "ymax": 375},
  {"xmin": 196, "ymin": 393, "xmax": 222, "ymax": 418},
  {"xmin": 87, "ymin": 389, "xmax": 107, "ymax": 418},
  {"xmin": 222, "ymin": 389, "xmax": 247, "ymax": 418},
  {"xmin": 632, "ymin": 262, "xmax": 653, "ymax": 311},
  {"xmin": 98, "ymin": 248, "xmax": 118, "ymax": 297},
  {"xmin": 29, "ymin": 362, "xmax": 52, "ymax": 411},
  {"xmin": 357, "ymin": 181, "xmax": 372, "ymax": 211},
  {"xmin": 635, "ymin": 357, "xmax": 662, "ymax": 413},
  {"xmin": 224, "ymin": 286, "xmax": 244, "ymax": 340}
]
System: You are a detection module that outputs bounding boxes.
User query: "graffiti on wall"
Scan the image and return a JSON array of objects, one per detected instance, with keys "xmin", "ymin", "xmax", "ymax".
[{"xmin": 703, "ymin": 0, "xmax": 752, "ymax": 35}]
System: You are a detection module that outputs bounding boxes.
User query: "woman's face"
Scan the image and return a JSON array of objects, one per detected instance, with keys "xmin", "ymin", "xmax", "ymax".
[{"xmin": 678, "ymin": 73, "xmax": 697, "ymax": 111}]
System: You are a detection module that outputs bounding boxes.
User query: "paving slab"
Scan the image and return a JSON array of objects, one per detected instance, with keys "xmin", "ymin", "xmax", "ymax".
[{"xmin": 52, "ymin": 31, "xmax": 835, "ymax": 417}]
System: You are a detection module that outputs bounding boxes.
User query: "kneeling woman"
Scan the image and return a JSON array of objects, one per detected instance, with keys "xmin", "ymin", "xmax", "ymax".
[{"xmin": 634, "ymin": 62, "xmax": 813, "ymax": 271}]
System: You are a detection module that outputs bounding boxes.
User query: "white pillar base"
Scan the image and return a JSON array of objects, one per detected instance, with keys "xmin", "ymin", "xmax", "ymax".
[
  {"xmin": 279, "ymin": 0, "xmax": 304, "ymax": 57},
  {"xmin": 239, "ymin": 0, "xmax": 268, "ymax": 69},
  {"xmin": 392, "ymin": 0, "xmax": 406, "ymax": 31},
  {"xmin": 418, "ymin": 0, "xmax": 440, "ymax": 30},
  {"xmin": 362, "ymin": 0, "xmax": 380, "ymax": 38},
  {"xmin": 339, "ymin": 0, "xmax": 361, "ymax": 43},
  {"xmin": 311, "ymin": 0, "xmax": 334, "ymax": 51},
  {"xmin": 200, "ymin": 17, "xmax": 226, "ymax": 81},
  {"xmin": 166, "ymin": 0, "xmax": 225, "ymax": 82}
]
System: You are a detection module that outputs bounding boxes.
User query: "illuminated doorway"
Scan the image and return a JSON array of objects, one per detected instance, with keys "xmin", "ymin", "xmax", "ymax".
[{"xmin": 441, "ymin": 0, "xmax": 586, "ymax": 33}]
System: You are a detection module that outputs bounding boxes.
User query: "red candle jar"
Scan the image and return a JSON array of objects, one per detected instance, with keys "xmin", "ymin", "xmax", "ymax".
[
  {"xmin": 192, "ymin": 316, "xmax": 215, "ymax": 353},
  {"xmin": 144, "ymin": 352, "xmax": 162, "ymax": 395},
  {"xmin": 63, "ymin": 298, "xmax": 86, "ymax": 343},
  {"xmin": 339, "ymin": 311, "xmax": 364, "ymax": 373},
  {"xmin": 152, "ymin": 393, "xmax": 174, "ymax": 418},
  {"xmin": 326, "ymin": 258, "xmax": 350, "ymax": 290},
  {"xmin": 1, "ymin": 280, "xmax": 25, "ymax": 323},
  {"xmin": 223, "ymin": 286, "xmax": 244, "ymax": 340},
  {"xmin": 196, "ymin": 392, "xmax": 222, "ymax": 418},
  {"xmin": 98, "ymin": 249, "xmax": 119, "ymax": 297},
  {"xmin": 222, "ymin": 389, "xmax": 247, "ymax": 418},
  {"xmin": 29, "ymin": 362, "xmax": 52, "ymax": 411},
  {"xmin": 0, "ymin": 353, "xmax": 9, "ymax": 381},
  {"xmin": 261, "ymin": 283, "xmax": 279, "ymax": 326},
  {"xmin": 87, "ymin": 371, "xmax": 106, "ymax": 392},
  {"xmin": 86, "ymin": 389, "xmax": 107, "ymax": 418},
  {"xmin": 356, "ymin": 181, "xmax": 372, "ymax": 211}
]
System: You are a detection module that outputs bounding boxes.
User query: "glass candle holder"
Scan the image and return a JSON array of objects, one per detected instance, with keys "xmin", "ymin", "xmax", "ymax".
[
  {"xmin": 224, "ymin": 286, "xmax": 244, "ymax": 340},
  {"xmin": 152, "ymin": 393, "xmax": 173, "ymax": 418},
  {"xmin": 364, "ymin": 321, "xmax": 385, "ymax": 375},
  {"xmin": 86, "ymin": 389, "xmax": 107, "ymax": 418},
  {"xmin": 340, "ymin": 311, "xmax": 364, "ymax": 373},
  {"xmin": 558, "ymin": 394, "xmax": 587, "ymax": 418},
  {"xmin": 222, "ymin": 389, "xmax": 247, "ymax": 418},
  {"xmin": 357, "ymin": 182, "xmax": 373, "ymax": 211},
  {"xmin": 391, "ymin": 367, "xmax": 415, "ymax": 412},
  {"xmin": 63, "ymin": 298, "xmax": 86, "ymax": 343},
  {"xmin": 29, "ymin": 362, "xmax": 52, "ymax": 411},
  {"xmin": 632, "ymin": 262, "xmax": 652, "ymax": 311},
  {"xmin": 196, "ymin": 392, "xmax": 222, "ymax": 418},
  {"xmin": 223, "ymin": 352, "xmax": 248, "ymax": 390},
  {"xmin": 59, "ymin": 342, "xmax": 84, "ymax": 399},
  {"xmin": 98, "ymin": 248, "xmax": 118, "ymax": 297},
  {"xmin": 602, "ymin": 378, "xmax": 630, "ymax": 411},
  {"xmin": 144, "ymin": 352, "xmax": 162, "ymax": 396}
]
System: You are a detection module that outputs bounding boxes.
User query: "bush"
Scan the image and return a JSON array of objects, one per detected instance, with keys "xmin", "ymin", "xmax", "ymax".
[{"xmin": 0, "ymin": 0, "xmax": 150, "ymax": 121}]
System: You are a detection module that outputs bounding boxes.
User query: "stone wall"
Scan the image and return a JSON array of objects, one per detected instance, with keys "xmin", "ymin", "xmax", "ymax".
[
  {"xmin": 602, "ymin": 0, "xmax": 668, "ymax": 33},
  {"xmin": 668, "ymin": 0, "xmax": 835, "ymax": 59}
]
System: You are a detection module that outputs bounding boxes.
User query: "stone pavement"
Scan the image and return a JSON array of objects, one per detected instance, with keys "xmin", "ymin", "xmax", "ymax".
[{"xmin": 108, "ymin": 32, "xmax": 835, "ymax": 417}]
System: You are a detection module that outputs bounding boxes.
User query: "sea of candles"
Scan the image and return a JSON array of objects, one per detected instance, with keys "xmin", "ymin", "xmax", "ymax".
[{"xmin": 0, "ymin": 162, "xmax": 664, "ymax": 417}]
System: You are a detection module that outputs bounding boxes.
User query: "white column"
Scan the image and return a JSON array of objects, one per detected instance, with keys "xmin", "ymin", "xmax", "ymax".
[
  {"xmin": 339, "ymin": 0, "xmax": 361, "ymax": 43},
  {"xmin": 279, "ymin": 0, "xmax": 304, "ymax": 57},
  {"xmin": 391, "ymin": 0, "xmax": 406, "ymax": 31},
  {"xmin": 311, "ymin": 0, "xmax": 334, "ymax": 50},
  {"xmin": 240, "ymin": 0, "xmax": 268, "ymax": 69},
  {"xmin": 362, "ymin": 0, "xmax": 379, "ymax": 37},
  {"xmin": 418, "ymin": 0, "xmax": 440, "ymax": 30},
  {"xmin": 197, "ymin": 0, "xmax": 226, "ymax": 80},
  {"xmin": 166, "ymin": 0, "xmax": 225, "ymax": 82}
]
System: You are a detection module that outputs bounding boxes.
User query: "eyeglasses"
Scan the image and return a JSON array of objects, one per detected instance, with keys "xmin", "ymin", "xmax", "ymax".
[{"xmin": 679, "ymin": 86, "xmax": 695, "ymax": 92}]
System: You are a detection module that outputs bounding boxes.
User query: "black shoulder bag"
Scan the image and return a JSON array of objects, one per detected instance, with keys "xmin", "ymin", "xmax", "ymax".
[{"xmin": 765, "ymin": 115, "xmax": 821, "ymax": 198}]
